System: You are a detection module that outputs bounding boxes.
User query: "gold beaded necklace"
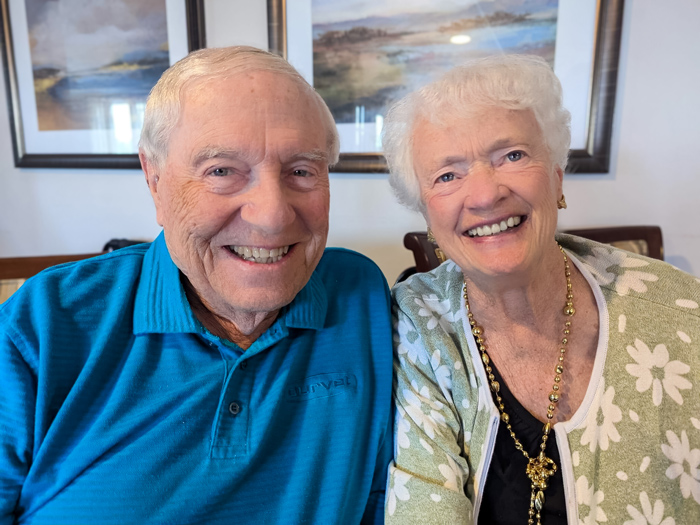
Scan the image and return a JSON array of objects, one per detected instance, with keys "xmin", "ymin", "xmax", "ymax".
[{"xmin": 463, "ymin": 244, "xmax": 575, "ymax": 525}]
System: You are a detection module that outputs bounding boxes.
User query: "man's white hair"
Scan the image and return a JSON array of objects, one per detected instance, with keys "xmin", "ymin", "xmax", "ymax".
[
  {"xmin": 382, "ymin": 54, "xmax": 572, "ymax": 212},
  {"xmin": 139, "ymin": 46, "xmax": 340, "ymax": 170}
]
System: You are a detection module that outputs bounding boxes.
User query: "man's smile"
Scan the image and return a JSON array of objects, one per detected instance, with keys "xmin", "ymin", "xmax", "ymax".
[{"xmin": 228, "ymin": 244, "xmax": 291, "ymax": 264}]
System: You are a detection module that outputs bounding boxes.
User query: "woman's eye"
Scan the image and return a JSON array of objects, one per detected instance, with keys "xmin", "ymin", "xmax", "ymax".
[
  {"xmin": 438, "ymin": 172, "xmax": 455, "ymax": 183},
  {"xmin": 506, "ymin": 151, "xmax": 523, "ymax": 162}
]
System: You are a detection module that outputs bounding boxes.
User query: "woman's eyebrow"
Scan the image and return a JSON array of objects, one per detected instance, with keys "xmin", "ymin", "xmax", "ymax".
[
  {"xmin": 429, "ymin": 140, "xmax": 524, "ymax": 170},
  {"xmin": 488, "ymin": 138, "xmax": 524, "ymax": 151},
  {"xmin": 434, "ymin": 155, "xmax": 468, "ymax": 169}
]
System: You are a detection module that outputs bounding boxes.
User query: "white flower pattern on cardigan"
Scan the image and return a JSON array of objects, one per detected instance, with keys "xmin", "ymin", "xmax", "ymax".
[
  {"xmin": 623, "ymin": 491, "xmax": 676, "ymax": 525},
  {"xmin": 579, "ymin": 375, "xmax": 623, "ymax": 453},
  {"xmin": 626, "ymin": 339, "xmax": 692, "ymax": 406}
]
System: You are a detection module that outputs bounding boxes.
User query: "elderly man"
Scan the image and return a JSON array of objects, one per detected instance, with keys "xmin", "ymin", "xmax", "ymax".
[{"xmin": 0, "ymin": 47, "xmax": 392, "ymax": 524}]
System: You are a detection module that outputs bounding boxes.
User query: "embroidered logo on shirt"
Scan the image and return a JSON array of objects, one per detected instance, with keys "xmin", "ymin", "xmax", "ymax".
[{"xmin": 285, "ymin": 373, "xmax": 357, "ymax": 402}]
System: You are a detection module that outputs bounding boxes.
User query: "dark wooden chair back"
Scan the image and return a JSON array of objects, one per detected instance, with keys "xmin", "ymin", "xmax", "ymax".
[
  {"xmin": 396, "ymin": 232, "xmax": 447, "ymax": 283},
  {"xmin": 0, "ymin": 253, "xmax": 103, "ymax": 303},
  {"xmin": 562, "ymin": 226, "xmax": 663, "ymax": 260},
  {"xmin": 0, "ymin": 253, "xmax": 103, "ymax": 280},
  {"xmin": 0, "ymin": 239, "xmax": 147, "ymax": 303},
  {"xmin": 403, "ymin": 232, "xmax": 446, "ymax": 271}
]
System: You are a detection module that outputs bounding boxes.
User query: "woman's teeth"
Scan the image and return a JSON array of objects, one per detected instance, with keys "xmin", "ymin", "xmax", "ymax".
[
  {"xmin": 468, "ymin": 215, "xmax": 522, "ymax": 238},
  {"xmin": 229, "ymin": 245, "xmax": 290, "ymax": 263}
]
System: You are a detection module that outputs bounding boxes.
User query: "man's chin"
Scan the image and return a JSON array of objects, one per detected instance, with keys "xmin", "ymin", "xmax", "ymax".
[{"xmin": 212, "ymin": 281, "xmax": 305, "ymax": 317}]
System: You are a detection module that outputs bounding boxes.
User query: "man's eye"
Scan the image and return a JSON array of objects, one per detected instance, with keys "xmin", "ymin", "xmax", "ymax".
[
  {"xmin": 293, "ymin": 169, "xmax": 311, "ymax": 177},
  {"xmin": 211, "ymin": 167, "xmax": 229, "ymax": 177},
  {"xmin": 438, "ymin": 172, "xmax": 455, "ymax": 183},
  {"xmin": 506, "ymin": 151, "xmax": 523, "ymax": 162}
]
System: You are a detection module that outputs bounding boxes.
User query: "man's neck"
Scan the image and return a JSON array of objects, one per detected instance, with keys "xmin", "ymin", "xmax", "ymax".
[{"xmin": 183, "ymin": 280, "xmax": 279, "ymax": 350}]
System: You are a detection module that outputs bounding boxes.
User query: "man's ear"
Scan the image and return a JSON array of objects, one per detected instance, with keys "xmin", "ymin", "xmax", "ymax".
[{"xmin": 140, "ymin": 151, "xmax": 165, "ymax": 227}]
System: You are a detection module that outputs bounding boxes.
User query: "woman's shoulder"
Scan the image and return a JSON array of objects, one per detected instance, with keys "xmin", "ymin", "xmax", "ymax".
[
  {"xmin": 558, "ymin": 233, "xmax": 700, "ymax": 317},
  {"xmin": 392, "ymin": 260, "xmax": 464, "ymax": 309},
  {"xmin": 390, "ymin": 261, "xmax": 469, "ymax": 343}
]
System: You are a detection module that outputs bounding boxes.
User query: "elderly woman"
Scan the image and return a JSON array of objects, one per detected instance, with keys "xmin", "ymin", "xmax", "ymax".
[{"xmin": 383, "ymin": 55, "xmax": 700, "ymax": 524}]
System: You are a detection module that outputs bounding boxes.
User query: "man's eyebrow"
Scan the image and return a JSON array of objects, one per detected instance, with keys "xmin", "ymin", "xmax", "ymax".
[
  {"xmin": 191, "ymin": 147, "xmax": 245, "ymax": 167},
  {"xmin": 191, "ymin": 148, "xmax": 329, "ymax": 167},
  {"xmin": 287, "ymin": 149, "xmax": 329, "ymax": 163}
]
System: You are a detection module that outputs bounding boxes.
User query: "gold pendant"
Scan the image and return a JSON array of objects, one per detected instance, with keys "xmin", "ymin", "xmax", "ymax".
[
  {"xmin": 527, "ymin": 453, "xmax": 557, "ymax": 489},
  {"xmin": 526, "ymin": 454, "xmax": 557, "ymax": 524}
]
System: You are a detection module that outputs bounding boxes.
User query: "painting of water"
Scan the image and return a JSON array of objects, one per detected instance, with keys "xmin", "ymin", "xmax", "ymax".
[
  {"xmin": 312, "ymin": 0, "xmax": 558, "ymax": 124},
  {"xmin": 26, "ymin": 0, "xmax": 169, "ymax": 131}
]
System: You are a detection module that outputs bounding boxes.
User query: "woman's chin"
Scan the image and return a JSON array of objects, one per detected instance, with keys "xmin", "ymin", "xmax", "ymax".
[{"xmin": 453, "ymin": 243, "xmax": 544, "ymax": 284}]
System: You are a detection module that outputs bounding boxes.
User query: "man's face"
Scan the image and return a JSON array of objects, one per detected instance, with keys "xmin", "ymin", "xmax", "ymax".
[{"xmin": 148, "ymin": 71, "xmax": 331, "ymax": 322}]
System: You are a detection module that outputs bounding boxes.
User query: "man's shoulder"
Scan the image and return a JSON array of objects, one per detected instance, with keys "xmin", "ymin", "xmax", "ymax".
[
  {"xmin": 0, "ymin": 243, "xmax": 150, "ymax": 319},
  {"xmin": 312, "ymin": 248, "xmax": 391, "ymax": 322},
  {"xmin": 317, "ymin": 247, "xmax": 388, "ymax": 288}
]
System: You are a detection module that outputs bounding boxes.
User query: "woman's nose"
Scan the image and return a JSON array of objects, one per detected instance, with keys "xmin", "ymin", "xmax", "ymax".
[{"xmin": 463, "ymin": 162, "xmax": 506, "ymax": 211}]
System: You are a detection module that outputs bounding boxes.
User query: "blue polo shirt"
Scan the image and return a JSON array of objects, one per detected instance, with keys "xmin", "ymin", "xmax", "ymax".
[{"xmin": 0, "ymin": 234, "xmax": 393, "ymax": 524}]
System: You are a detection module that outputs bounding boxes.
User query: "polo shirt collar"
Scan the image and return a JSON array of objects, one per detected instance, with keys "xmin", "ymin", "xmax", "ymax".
[
  {"xmin": 133, "ymin": 232, "xmax": 200, "ymax": 335},
  {"xmin": 133, "ymin": 232, "xmax": 328, "ymax": 335}
]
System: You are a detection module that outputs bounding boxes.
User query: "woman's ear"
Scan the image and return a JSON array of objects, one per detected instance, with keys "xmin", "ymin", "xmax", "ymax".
[
  {"xmin": 555, "ymin": 165, "xmax": 564, "ymax": 186},
  {"xmin": 554, "ymin": 165, "xmax": 564, "ymax": 197}
]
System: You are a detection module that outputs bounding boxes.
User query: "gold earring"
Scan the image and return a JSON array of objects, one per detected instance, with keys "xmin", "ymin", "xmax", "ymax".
[
  {"xmin": 557, "ymin": 195, "xmax": 567, "ymax": 209},
  {"xmin": 426, "ymin": 228, "xmax": 447, "ymax": 263}
]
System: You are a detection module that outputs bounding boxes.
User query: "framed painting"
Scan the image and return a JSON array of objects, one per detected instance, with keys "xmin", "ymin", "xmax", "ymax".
[
  {"xmin": 269, "ymin": 0, "xmax": 624, "ymax": 174},
  {"xmin": 0, "ymin": 0, "xmax": 205, "ymax": 169}
]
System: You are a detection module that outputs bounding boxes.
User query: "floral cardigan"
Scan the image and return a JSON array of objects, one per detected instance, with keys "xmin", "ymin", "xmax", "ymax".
[{"xmin": 386, "ymin": 234, "xmax": 700, "ymax": 525}]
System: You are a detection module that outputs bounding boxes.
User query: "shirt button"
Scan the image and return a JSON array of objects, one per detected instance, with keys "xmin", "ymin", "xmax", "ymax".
[
  {"xmin": 228, "ymin": 402, "xmax": 241, "ymax": 415},
  {"xmin": 240, "ymin": 361, "xmax": 248, "ymax": 370}
]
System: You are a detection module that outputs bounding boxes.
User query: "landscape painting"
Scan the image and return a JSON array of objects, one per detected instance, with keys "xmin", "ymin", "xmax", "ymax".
[
  {"xmin": 26, "ymin": 0, "xmax": 169, "ymax": 131},
  {"xmin": 312, "ymin": 0, "xmax": 559, "ymax": 124}
]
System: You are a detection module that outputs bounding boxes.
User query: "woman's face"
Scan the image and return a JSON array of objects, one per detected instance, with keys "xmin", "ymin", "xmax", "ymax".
[{"xmin": 413, "ymin": 105, "xmax": 563, "ymax": 283}]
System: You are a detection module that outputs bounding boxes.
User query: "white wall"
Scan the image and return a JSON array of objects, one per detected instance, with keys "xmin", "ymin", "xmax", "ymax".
[{"xmin": 0, "ymin": 0, "xmax": 698, "ymax": 283}]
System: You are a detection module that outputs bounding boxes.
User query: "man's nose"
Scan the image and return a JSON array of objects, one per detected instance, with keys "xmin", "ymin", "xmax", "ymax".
[{"xmin": 240, "ymin": 172, "xmax": 296, "ymax": 233}]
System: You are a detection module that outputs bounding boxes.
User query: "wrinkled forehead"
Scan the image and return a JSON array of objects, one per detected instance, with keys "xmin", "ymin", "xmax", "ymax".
[
  {"xmin": 182, "ymin": 69, "xmax": 319, "ymax": 111},
  {"xmin": 164, "ymin": 70, "xmax": 331, "ymax": 166},
  {"xmin": 174, "ymin": 70, "xmax": 333, "ymax": 153}
]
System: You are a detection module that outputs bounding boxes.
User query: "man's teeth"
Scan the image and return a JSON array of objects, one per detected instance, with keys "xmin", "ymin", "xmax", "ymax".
[
  {"xmin": 230, "ymin": 245, "xmax": 290, "ymax": 263},
  {"xmin": 468, "ymin": 215, "xmax": 522, "ymax": 238}
]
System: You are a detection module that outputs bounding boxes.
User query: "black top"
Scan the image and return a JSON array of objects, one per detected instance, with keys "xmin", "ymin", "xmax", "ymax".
[{"xmin": 478, "ymin": 361, "xmax": 567, "ymax": 524}]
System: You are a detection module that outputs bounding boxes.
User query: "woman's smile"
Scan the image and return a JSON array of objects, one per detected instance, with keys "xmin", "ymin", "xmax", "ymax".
[{"xmin": 466, "ymin": 215, "xmax": 525, "ymax": 238}]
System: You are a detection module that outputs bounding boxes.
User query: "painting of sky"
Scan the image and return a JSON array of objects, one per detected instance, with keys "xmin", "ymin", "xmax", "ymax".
[
  {"xmin": 312, "ymin": 0, "xmax": 558, "ymax": 124},
  {"xmin": 27, "ymin": 0, "xmax": 169, "ymax": 131}
]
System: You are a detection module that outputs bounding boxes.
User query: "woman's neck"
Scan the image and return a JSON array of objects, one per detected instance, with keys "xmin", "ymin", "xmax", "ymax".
[{"xmin": 464, "ymin": 241, "xmax": 568, "ymax": 333}]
